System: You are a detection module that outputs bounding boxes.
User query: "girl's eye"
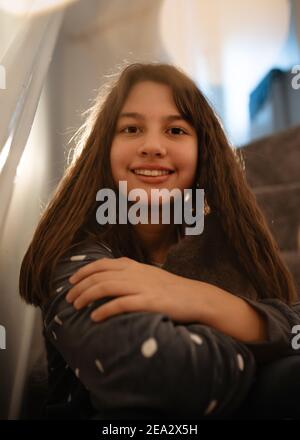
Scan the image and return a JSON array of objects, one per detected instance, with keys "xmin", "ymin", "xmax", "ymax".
[
  {"xmin": 120, "ymin": 126, "xmax": 187, "ymax": 135},
  {"xmin": 122, "ymin": 126, "xmax": 140, "ymax": 134},
  {"xmin": 168, "ymin": 127, "xmax": 187, "ymax": 135}
]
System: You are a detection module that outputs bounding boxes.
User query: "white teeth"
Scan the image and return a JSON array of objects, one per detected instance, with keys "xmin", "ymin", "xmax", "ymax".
[{"xmin": 133, "ymin": 169, "xmax": 172, "ymax": 176}]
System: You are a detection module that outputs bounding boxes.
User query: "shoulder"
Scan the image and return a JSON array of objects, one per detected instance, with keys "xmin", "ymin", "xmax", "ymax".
[
  {"xmin": 41, "ymin": 240, "xmax": 115, "ymax": 314},
  {"xmin": 54, "ymin": 239, "xmax": 115, "ymax": 279}
]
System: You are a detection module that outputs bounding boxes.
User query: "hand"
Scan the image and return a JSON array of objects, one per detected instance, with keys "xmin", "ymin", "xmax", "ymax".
[{"xmin": 65, "ymin": 257, "xmax": 206, "ymax": 324}]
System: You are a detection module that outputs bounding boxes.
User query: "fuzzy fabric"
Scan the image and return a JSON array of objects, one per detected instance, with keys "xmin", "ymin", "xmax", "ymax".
[{"xmin": 163, "ymin": 211, "xmax": 258, "ymax": 300}]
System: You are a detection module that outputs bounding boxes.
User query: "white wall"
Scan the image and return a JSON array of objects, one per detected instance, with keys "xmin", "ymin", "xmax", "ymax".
[{"xmin": 0, "ymin": 84, "xmax": 54, "ymax": 419}]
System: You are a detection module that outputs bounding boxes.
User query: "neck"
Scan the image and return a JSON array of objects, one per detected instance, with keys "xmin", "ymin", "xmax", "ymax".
[{"xmin": 133, "ymin": 222, "xmax": 178, "ymax": 265}]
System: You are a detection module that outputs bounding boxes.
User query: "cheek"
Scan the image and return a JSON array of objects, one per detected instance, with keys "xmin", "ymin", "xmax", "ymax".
[
  {"xmin": 110, "ymin": 142, "xmax": 127, "ymax": 176},
  {"xmin": 110, "ymin": 141, "xmax": 119, "ymax": 164},
  {"xmin": 177, "ymin": 144, "xmax": 198, "ymax": 184},
  {"xmin": 110, "ymin": 146, "xmax": 123, "ymax": 187},
  {"xmin": 110, "ymin": 140, "xmax": 134, "ymax": 166},
  {"xmin": 177, "ymin": 144, "xmax": 198, "ymax": 171}
]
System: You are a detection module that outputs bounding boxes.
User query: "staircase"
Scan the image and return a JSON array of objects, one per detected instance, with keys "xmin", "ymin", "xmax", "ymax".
[{"xmin": 242, "ymin": 125, "xmax": 300, "ymax": 297}]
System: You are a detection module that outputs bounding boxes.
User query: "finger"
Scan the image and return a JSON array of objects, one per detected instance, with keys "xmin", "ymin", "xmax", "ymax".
[
  {"xmin": 66, "ymin": 271, "xmax": 120, "ymax": 303},
  {"xmin": 90, "ymin": 294, "xmax": 148, "ymax": 322},
  {"xmin": 73, "ymin": 280, "xmax": 133, "ymax": 309},
  {"xmin": 69, "ymin": 257, "xmax": 129, "ymax": 284}
]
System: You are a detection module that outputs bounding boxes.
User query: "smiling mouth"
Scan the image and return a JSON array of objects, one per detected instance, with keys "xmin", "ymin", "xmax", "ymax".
[{"xmin": 131, "ymin": 169, "xmax": 175, "ymax": 177}]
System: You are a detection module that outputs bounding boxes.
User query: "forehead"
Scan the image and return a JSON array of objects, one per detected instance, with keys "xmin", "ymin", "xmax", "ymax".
[
  {"xmin": 121, "ymin": 81, "xmax": 177, "ymax": 111},
  {"xmin": 119, "ymin": 81, "xmax": 193, "ymax": 126}
]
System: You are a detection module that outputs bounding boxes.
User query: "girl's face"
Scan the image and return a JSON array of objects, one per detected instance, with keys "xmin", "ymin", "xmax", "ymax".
[{"xmin": 110, "ymin": 81, "xmax": 198, "ymax": 205}]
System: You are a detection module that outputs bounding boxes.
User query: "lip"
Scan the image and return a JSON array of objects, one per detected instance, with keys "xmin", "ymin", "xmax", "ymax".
[
  {"xmin": 130, "ymin": 169, "xmax": 174, "ymax": 184},
  {"xmin": 130, "ymin": 164, "xmax": 175, "ymax": 172}
]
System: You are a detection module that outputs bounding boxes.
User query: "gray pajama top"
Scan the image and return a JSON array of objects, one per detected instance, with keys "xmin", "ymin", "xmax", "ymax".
[{"xmin": 40, "ymin": 213, "xmax": 300, "ymax": 419}]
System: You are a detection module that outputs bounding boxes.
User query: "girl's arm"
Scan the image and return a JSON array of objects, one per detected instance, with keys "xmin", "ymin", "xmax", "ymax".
[
  {"xmin": 42, "ymin": 242, "xmax": 256, "ymax": 418},
  {"xmin": 191, "ymin": 279, "xmax": 300, "ymax": 364},
  {"xmin": 190, "ymin": 280, "xmax": 269, "ymax": 343}
]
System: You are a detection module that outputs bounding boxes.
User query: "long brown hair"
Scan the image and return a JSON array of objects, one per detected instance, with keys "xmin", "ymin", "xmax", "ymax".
[{"xmin": 19, "ymin": 62, "xmax": 298, "ymax": 306}]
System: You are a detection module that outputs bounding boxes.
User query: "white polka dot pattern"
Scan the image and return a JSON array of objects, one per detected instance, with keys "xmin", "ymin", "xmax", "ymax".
[
  {"xmin": 141, "ymin": 337, "xmax": 158, "ymax": 357},
  {"xmin": 100, "ymin": 243, "xmax": 112, "ymax": 253},
  {"xmin": 95, "ymin": 358, "xmax": 104, "ymax": 373},
  {"xmin": 70, "ymin": 255, "xmax": 87, "ymax": 261},
  {"xmin": 54, "ymin": 315, "xmax": 63, "ymax": 325},
  {"xmin": 237, "ymin": 353, "xmax": 244, "ymax": 371},
  {"xmin": 190, "ymin": 333, "xmax": 203, "ymax": 345},
  {"xmin": 44, "ymin": 241, "xmax": 258, "ymax": 417},
  {"xmin": 204, "ymin": 399, "xmax": 218, "ymax": 415}
]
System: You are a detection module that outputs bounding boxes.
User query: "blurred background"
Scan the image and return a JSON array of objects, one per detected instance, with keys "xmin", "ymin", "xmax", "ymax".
[{"xmin": 0, "ymin": 0, "xmax": 299, "ymax": 419}]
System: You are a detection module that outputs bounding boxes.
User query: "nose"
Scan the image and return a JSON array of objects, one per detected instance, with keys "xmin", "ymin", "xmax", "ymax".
[{"xmin": 137, "ymin": 134, "xmax": 167, "ymax": 158}]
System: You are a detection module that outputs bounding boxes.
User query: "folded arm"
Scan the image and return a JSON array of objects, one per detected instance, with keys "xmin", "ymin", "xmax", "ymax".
[
  {"xmin": 186, "ymin": 280, "xmax": 300, "ymax": 365},
  {"xmin": 42, "ymin": 243, "xmax": 256, "ymax": 418}
]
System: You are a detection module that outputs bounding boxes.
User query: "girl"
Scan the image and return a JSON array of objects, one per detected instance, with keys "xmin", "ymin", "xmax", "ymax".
[{"xmin": 19, "ymin": 63, "xmax": 300, "ymax": 419}]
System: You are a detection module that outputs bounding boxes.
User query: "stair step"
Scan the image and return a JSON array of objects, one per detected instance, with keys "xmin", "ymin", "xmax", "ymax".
[
  {"xmin": 242, "ymin": 124, "xmax": 300, "ymax": 187},
  {"xmin": 253, "ymin": 185, "xmax": 300, "ymax": 251}
]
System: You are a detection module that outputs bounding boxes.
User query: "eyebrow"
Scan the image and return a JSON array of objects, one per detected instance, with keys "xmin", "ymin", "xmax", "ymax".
[{"xmin": 118, "ymin": 112, "xmax": 189, "ymax": 123}]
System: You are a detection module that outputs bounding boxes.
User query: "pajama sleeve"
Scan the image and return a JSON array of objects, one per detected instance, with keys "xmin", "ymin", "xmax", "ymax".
[
  {"xmin": 42, "ymin": 243, "xmax": 256, "ymax": 419},
  {"xmin": 234, "ymin": 295, "xmax": 300, "ymax": 364}
]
